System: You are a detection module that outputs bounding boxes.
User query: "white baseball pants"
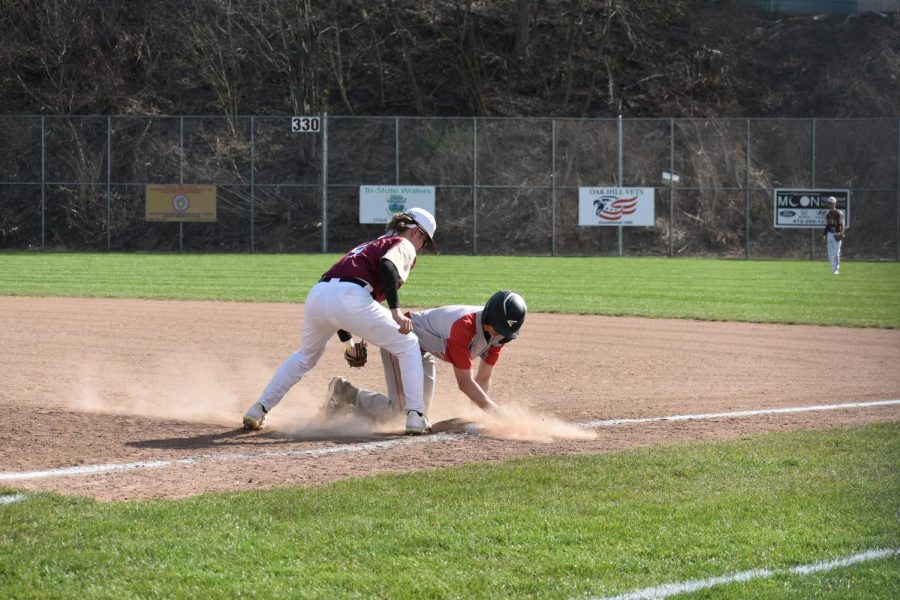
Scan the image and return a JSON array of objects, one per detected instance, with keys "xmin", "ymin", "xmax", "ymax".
[
  {"xmin": 826, "ymin": 233, "xmax": 842, "ymax": 274},
  {"xmin": 355, "ymin": 349, "xmax": 436, "ymax": 421},
  {"xmin": 256, "ymin": 280, "xmax": 425, "ymax": 414}
]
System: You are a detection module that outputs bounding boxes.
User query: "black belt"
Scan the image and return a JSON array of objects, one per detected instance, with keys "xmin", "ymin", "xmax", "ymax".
[{"xmin": 319, "ymin": 276, "xmax": 370, "ymax": 289}]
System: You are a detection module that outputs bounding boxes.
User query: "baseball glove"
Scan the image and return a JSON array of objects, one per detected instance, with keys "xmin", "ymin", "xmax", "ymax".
[
  {"xmin": 344, "ymin": 339, "xmax": 368, "ymax": 368},
  {"xmin": 836, "ymin": 233, "xmax": 845, "ymax": 242}
]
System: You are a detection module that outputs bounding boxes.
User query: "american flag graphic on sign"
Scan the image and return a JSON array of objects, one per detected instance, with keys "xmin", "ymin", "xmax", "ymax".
[
  {"xmin": 579, "ymin": 187, "xmax": 654, "ymax": 226},
  {"xmin": 594, "ymin": 196, "xmax": 639, "ymax": 221}
]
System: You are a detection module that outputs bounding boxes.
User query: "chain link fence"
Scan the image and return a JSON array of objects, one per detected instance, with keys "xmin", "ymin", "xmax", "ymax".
[{"xmin": 1, "ymin": 115, "xmax": 897, "ymax": 259}]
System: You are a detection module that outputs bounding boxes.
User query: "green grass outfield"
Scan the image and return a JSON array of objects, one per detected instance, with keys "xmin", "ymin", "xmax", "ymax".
[
  {"xmin": 1, "ymin": 252, "xmax": 899, "ymax": 326},
  {"xmin": 1, "ymin": 252, "xmax": 898, "ymax": 597},
  {"xmin": 1, "ymin": 424, "xmax": 898, "ymax": 598}
]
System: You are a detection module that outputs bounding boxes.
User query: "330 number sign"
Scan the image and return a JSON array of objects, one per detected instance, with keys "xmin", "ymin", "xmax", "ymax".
[{"xmin": 291, "ymin": 116, "xmax": 321, "ymax": 133}]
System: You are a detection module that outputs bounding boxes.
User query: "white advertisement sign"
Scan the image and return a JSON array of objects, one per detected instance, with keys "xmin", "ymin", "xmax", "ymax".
[
  {"xmin": 359, "ymin": 186, "xmax": 436, "ymax": 224},
  {"xmin": 578, "ymin": 187, "xmax": 655, "ymax": 226},
  {"xmin": 774, "ymin": 189, "xmax": 851, "ymax": 228}
]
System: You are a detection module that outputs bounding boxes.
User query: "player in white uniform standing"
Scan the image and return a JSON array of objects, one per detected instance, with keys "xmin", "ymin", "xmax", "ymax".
[
  {"xmin": 322, "ymin": 290, "xmax": 527, "ymax": 422},
  {"xmin": 822, "ymin": 196, "xmax": 845, "ymax": 275},
  {"xmin": 242, "ymin": 207, "xmax": 437, "ymax": 434}
]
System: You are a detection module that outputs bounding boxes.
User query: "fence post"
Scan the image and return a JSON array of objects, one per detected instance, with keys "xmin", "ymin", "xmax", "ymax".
[
  {"xmin": 809, "ymin": 117, "xmax": 816, "ymax": 260},
  {"xmin": 322, "ymin": 112, "xmax": 328, "ymax": 253},
  {"xmin": 551, "ymin": 118, "xmax": 556, "ymax": 257},
  {"xmin": 472, "ymin": 117, "xmax": 478, "ymax": 255},
  {"xmin": 669, "ymin": 118, "xmax": 674, "ymax": 258},
  {"xmin": 179, "ymin": 116, "xmax": 184, "ymax": 184},
  {"xmin": 745, "ymin": 118, "xmax": 751, "ymax": 259},
  {"xmin": 617, "ymin": 114, "xmax": 623, "ymax": 256},
  {"xmin": 179, "ymin": 116, "xmax": 184, "ymax": 252},
  {"xmin": 40, "ymin": 116, "xmax": 45, "ymax": 250},
  {"xmin": 107, "ymin": 116, "xmax": 112, "ymax": 251},
  {"xmin": 250, "ymin": 115, "xmax": 255, "ymax": 252}
]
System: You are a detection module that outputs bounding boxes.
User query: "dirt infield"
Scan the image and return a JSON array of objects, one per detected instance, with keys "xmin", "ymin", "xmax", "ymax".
[{"xmin": 1, "ymin": 296, "xmax": 898, "ymax": 501}]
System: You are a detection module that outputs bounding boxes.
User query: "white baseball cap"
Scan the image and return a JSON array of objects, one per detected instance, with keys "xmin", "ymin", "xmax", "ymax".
[
  {"xmin": 404, "ymin": 207, "xmax": 437, "ymax": 250},
  {"xmin": 826, "ymin": 196, "xmax": 837, "ymax": 204}
]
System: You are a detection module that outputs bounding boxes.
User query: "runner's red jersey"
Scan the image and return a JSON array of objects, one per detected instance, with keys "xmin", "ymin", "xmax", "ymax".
[
  {"xmin": 444, "ymin": 313, "xmax": 502, "ymax": 369},
  {"xmin": 410, "ymin": 306, "xmax": 502, "ymax": 370}
]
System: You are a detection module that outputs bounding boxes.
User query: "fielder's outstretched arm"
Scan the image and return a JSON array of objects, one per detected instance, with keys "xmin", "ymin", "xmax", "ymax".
[
  {"xmin": 453, "ymin": 365, "xmax": 500, "ymax": 413},
  {"xmin": 378, "ymin": 258, "xmax": 413, "ymax": 333}
]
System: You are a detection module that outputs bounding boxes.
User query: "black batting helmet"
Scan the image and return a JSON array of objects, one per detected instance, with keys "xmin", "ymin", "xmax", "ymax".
[{"xmin": 482, "ymin": 290, "xmax": 527, "ymax": 341}]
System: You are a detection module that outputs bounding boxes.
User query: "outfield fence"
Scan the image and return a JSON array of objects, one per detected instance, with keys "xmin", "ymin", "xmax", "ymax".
[{"xmin": 1, "ymin": 115, "xmax": 898, "ymax": 260}]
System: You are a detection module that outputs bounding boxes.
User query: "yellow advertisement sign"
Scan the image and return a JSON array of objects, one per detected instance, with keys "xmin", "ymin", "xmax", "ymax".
[{"xmin": 145, "ymin": 184, "xmax": 217, "ymax": 222}]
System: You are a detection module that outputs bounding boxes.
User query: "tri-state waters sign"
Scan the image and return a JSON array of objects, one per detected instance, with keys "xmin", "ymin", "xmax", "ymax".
[{"xmin": 359, "ymin": 185, "xmax": 436, "ymax": 224}]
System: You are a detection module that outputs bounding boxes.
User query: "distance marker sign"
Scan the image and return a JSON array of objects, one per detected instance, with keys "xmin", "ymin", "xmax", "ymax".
[{"xmin": 291, "ymin": 116, "xmax": 321, "ymax": 132}]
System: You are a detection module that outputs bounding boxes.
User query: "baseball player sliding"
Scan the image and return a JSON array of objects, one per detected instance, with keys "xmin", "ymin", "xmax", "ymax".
[{"xmin": 322, "ymin": 290, "xmax": 527, "ymax": 423}]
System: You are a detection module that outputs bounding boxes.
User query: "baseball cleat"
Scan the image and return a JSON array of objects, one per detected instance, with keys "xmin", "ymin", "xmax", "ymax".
[
  {"xmin": 404, "ymin": 410, "xmax": 431, "ymax": 435},
  {"xmin": 242, "ymin": 402, "xmax": 268, "ymax": 430},
  {"xmin": 323, "ymin": 376, "xmax": 358, "ymax": 415}
]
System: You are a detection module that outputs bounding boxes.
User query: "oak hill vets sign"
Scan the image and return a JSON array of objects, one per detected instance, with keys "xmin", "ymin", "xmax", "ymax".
[{"xmin": 579, "ymin": 187, "xmax": 655, "ymax": 226}]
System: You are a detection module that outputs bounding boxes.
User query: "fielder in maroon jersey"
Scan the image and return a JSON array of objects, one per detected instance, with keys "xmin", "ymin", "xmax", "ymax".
[
  {"xmin": 822, "ymin": 196, "xmax": 845, "ymax": 275},
  {"xmin": 242, "ymin": 207, "xmax": 437, "ymax": 434}
]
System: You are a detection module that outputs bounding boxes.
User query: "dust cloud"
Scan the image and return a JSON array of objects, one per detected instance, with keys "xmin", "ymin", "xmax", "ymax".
[
  {"xmin": 274, "ymin": 411, "xmax": 397, "ymax": 441},
  {"xmin": 270, "ymin": 402, "xmax": 594, "ymax": 444},
  {"xmin": 67, "ymin": 355, "xmax": 289, "ymax": 426},
  {"xmin": 66, "ymin": 356, "xmax": 592, "ymax": 443},
  {"xmin": 430, "ymin": 399, "xmax": 595, "ymax": 443},
  {"xmin": 472, "ymin": 402, "xmax": 596, "ymax": 442}
]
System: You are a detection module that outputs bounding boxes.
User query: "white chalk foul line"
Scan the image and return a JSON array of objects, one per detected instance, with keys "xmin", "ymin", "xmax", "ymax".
[
  {"xmin": 581, "ymin": 399, "xmax": 900, "ymax": 429},
  {"xmin": 0, "ymin": 493, "xmax": 30, "ymax": 505},
  {"xmin": 0, "ymin": 433, "xmax": 464, "ymax": 481},
  {"xmin": 1, "ymin": 399, "xmax": 897, "ymax": 482},
  {"xmin": 592, "ymin": 547, "xmax": 899, "ymax": 600}
]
